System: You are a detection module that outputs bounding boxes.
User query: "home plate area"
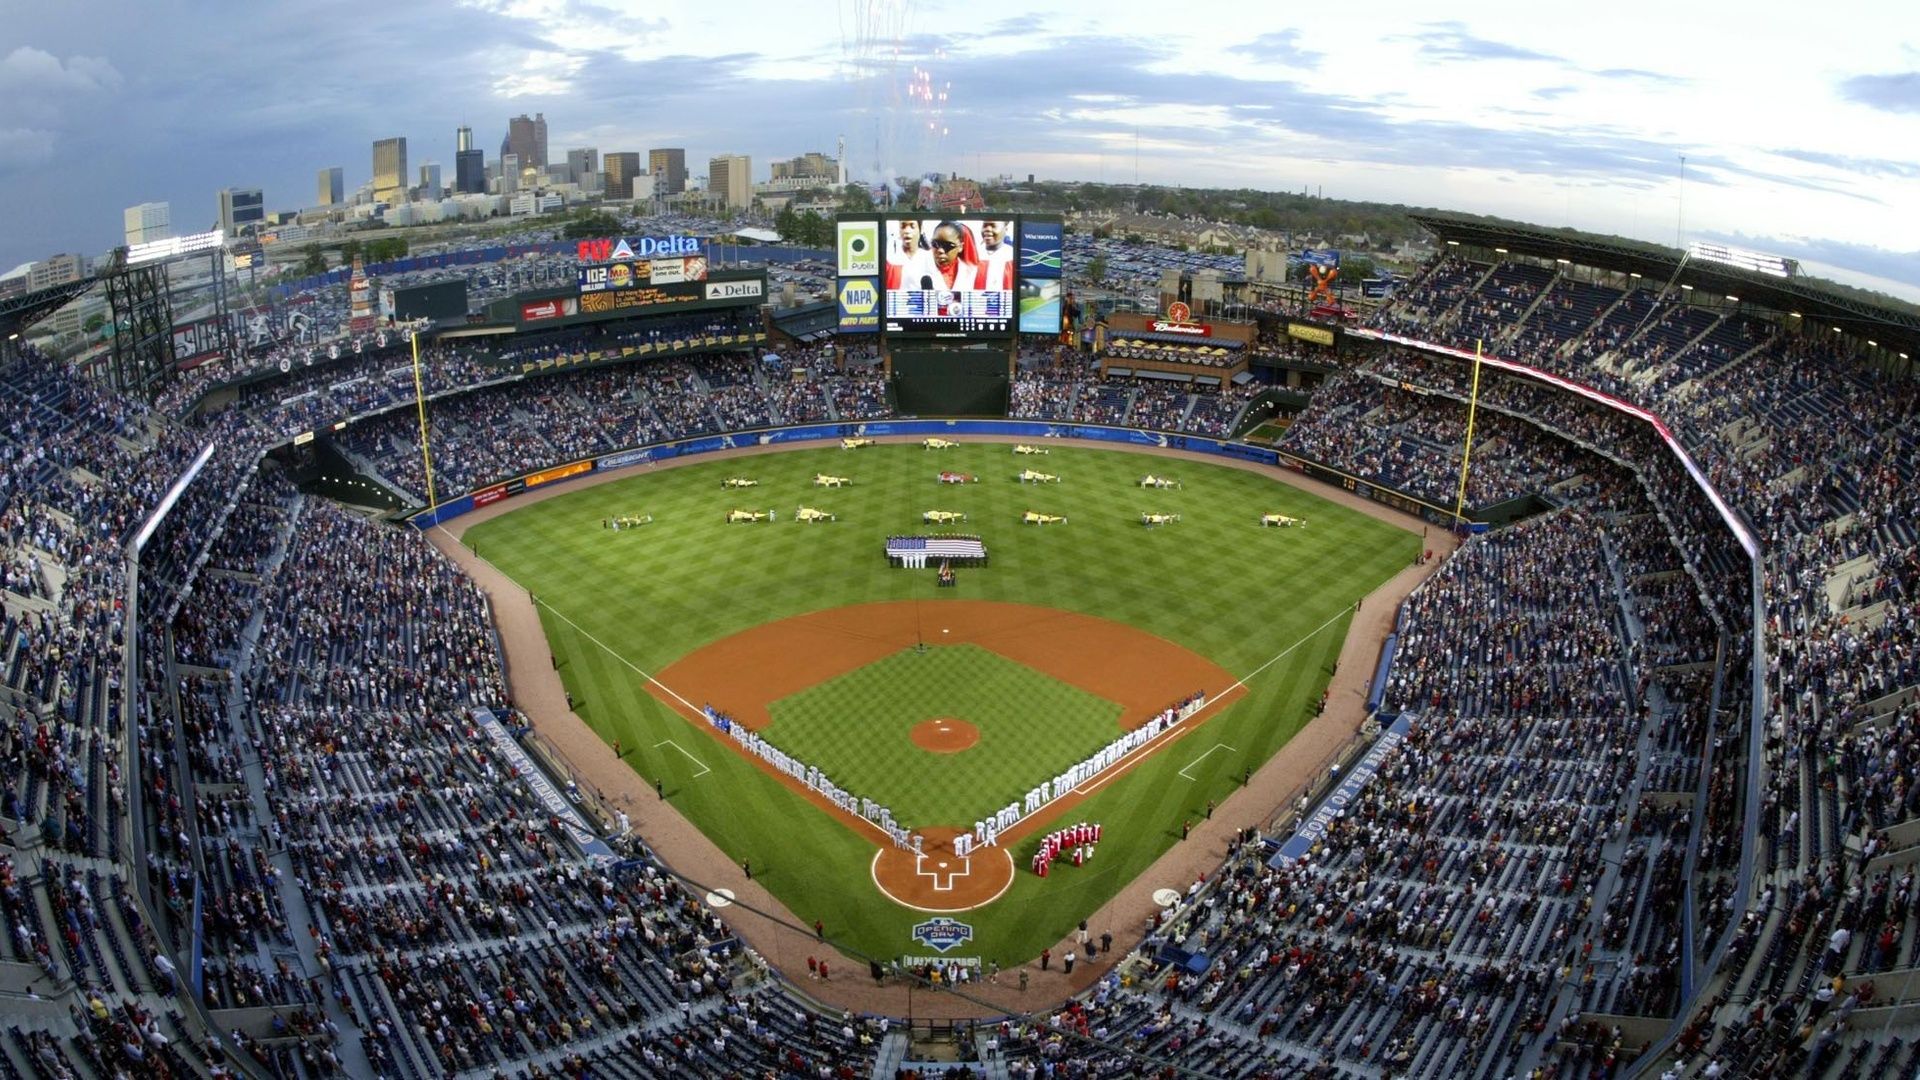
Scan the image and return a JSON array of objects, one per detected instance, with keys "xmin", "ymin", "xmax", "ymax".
[{"xmin": 870, "ymin": 826, "xmax": 1014, "ymax": 913}]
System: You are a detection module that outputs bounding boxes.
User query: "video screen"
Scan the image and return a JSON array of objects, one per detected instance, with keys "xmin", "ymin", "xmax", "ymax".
[{"xmin": 883, "ymin": 217, "xmax": 1015, "ymax": 335}]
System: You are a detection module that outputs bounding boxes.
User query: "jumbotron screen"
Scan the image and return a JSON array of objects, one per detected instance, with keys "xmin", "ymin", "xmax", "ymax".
[{"xmin": 883, "ymin": 217, "xmax": 1015, "ymax": 335}]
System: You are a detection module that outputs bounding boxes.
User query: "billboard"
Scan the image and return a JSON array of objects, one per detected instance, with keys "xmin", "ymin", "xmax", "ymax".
[
  {"xmin": 1017, "ymin": 218, "xmax": 1063, "ymax": 279},
  {"xmin": 521, "ymin": 297, "xmax": 579, "ymax": 322},
  {"xmin": 1298, "ymin": 249, "xmax": 1341, "ymax": 269},
  {"xmin": 838, "ymin": 219, "xmax": 880, "ymax": 277},
  {"xmin": 649, "ymin": 256, "xmax": 708, "ymax": 285},
  {"xmin": 578, "ymin": 260, "xmax": 647, "ymax": 293},
  {"xmin": 838, "ymin": 277, "xmax": 880, "ymax": 333},
  {"xmin": 170, "ymin": 315, "xmax": 229, "ymax": 364},
  {"xmin": 1018, "ymin": 280, "xmax": 1061, "ymax": 336},
  {"xmin": 392, "ymin": 279, "xmax": 470, "ymax": 321},
  {"xmin": 575, "ymin": 235, "xmax": 702, "ymax": 262},
  {"xmin": 883, "ymin": 217, "xmax": 1015, "ymax": 335}
]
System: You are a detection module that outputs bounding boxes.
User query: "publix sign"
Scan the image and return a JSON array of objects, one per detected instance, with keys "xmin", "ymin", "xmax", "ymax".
[{"xmin": 576, "ymin": 235, "xmax": 704, "ymax": 262}]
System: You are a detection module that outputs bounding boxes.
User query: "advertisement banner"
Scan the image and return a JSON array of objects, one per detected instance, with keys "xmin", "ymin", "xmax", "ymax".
[
  {"xmin": 838, "ymin": 220, "xmax": 880, "ymax": 277},
  {"xmin": 1287, "ymin": 322, "xmax": 1336, "ymax": 346},
  {"xmin": 837, "ymin": 277, "xmax": 880, "ymax": 333},
  {"xmin": 597, "ymin": 448, "xmax": 654, "ymax": 470},
  {"xmin": 1299, "ymin": 249, "xmax": 1341, "ymax": 269},
  {"xmin": 524, "ymin": 460, "xmax": 593, "ymax": 488},
  {"xmin": 576, "ymin": 235, "xmax": 703, "ymax": 262},
  {"xmin": 649, "ymin": 256, "xmax": 709, "ymax": 285},
  {"xmin": 1017, "ymin": 218, "xmax": 1064, "ymax": 279},
  {"xmin": 705, "ymin": 279, "xmax": 765, "ymax": 302},
  {"xmin": 473, "ymin": 485, "xmax": 507, "ymax": 507},
  {"xmin": 521, "ymin": 298, "xmax": 577, "ymax": 322},
  {"xmin": 170, "ymin": 315, "xmax": 230, "ymax": 364},
  {"xmin": 578, "ymin": 261, "xmax": 647, "ymax": 293}
]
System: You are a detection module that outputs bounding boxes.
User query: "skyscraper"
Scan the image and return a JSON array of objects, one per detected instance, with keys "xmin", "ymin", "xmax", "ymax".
[
  {"xmin": 507, "ymin": 113, "xmax": 548, "ymax": 168},
  {"xmin": 217, "ymin": 188, "xmax": 265, "ymax": 234},
  {"xmin": 707, "ymin": 154, "xmax": 752, "ymax": 210},
  {"xmin": 500, "ymin": 153, "xmax": 521, "ymax": 195},
  {"xmin": 373, "ymin": 137, "xmax": 408, "ymax": 204},
  {"xmin": 122, "ymin": 202, "xmax": 171, "ymax": 247},
  {"xmin": 317, "ymin": 166, "xmax": 344, "ymax": 206},
  {"xmin": 602, "ymin": 152, "xmax": 641, "ymax": 200},
  {"xmin": 455, "ymin": 149, "xmax": 485, "ymax": 195},
  {"xmin": 649, "ymin": 148, "xmax": 687, "ymax": 194},
  {"xmin": 565, "ymin": 148, "xmax": 598, "ymax": 185},
  {"xmin": 418, "ymin": 163, "xmax": 442, "ymax": 198},
  {"xmin": 456, "ymin": 125, "xmax": 473, "ymax": 153}
]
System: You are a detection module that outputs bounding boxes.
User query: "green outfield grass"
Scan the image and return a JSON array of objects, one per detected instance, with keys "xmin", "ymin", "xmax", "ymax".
[
  {"xmin": 463, "ymin": 440, "xmax": 1418, "ymax": 968},
  {"xmin": 767, "ymin": 643, "xmax": 1122, "ymax": 826}
]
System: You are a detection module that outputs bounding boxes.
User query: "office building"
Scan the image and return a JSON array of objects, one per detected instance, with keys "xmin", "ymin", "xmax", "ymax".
[
  {"xmin": 506, "ymin": 112, "xmax": 548, "ymax": 168},
  {"xmin": 771, "ymin": 152, "xmax": 838, "ymax": 182},
  {"xmin": 455, "ymin": 149, "xmax": 485, "ymax": 194},
  {"xmin": 317, "ymin": 166, "xmax": 344, "ymax": 206},
  {"xmin": 649, "ymin": 148, "xmax": 686, "ymax": 194},
  {"xmin": 500, "ymin": 153, "xmax": 521, "ymax": 195},
  {"xmin": 707, "ymin": 154, "xmax": 752, "ymax": 210},
  {"xmin": 456, "ymin": 125, "xmax": 473, "ymax": 153},
  {"xmin": 27, "ymin": 254, "xmax": 84, "ymax": 291},
  {"xmin": 123, "ymin": 202, "xmax": 171, "ymax": 247},
  {"xmin": 565, "ymin": 147, "xmax": 598, "ymax": 185},
  {"xmin": 418, "ymin": 163, "xmax": 442, "ymax": 198},
  {"xmin": 373, "ymin": 137, "xmax": 408, "ymax": 204},
  {"xmin": 603, "ymin": 152, "xmax": 641, "ymax": 200},
  {"xmin": 217, "ymin": 187, "xmax": 265, "ymax": 235}
]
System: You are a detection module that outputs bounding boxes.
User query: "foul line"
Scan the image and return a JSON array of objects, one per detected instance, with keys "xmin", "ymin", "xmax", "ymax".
[
  {"xmin": 536, "ymin": 597, "xmax": 706, "ymax": 718},
  {"xmin": 1071, "ymin": 604, "xmax": 1355, "ymax": 800},
  {"xmin": 1178, "ymin": 743, "xmax": 1237, "ymax": 781},
  {"xmin": 654, "ymin": 739, "xmax": 712, "ymax": 777}
]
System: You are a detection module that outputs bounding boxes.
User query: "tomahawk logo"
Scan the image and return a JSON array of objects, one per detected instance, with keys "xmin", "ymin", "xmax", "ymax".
[{"xmin": 911, "ymin": 917, "xmax": 974, "ymax": 954}]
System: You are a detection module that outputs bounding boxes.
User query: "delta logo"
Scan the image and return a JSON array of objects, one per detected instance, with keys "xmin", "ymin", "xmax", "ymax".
[
  {"xmin": 577, "ymin": 235, "xmax": 703, "ymax": 262},
  {"xmin": 910, "ymin": 917, "xmax": 974, "ymax": 954}
]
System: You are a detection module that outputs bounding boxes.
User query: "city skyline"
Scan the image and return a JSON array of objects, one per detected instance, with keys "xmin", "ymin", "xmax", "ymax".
[{"xmin": 0, "ymin": 2, "xmax": 1915, "ymax": 298}]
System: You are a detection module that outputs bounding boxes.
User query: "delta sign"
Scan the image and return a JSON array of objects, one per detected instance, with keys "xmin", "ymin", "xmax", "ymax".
[{"xmin": 575, "ymin": 235, "xmax": 704, "ymax": 263}]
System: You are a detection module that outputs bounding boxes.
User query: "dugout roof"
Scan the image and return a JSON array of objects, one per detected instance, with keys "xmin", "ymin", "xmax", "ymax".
[{"xmin": 1410, "ymin": 211, "xmax": 1920, "ymax": 360}]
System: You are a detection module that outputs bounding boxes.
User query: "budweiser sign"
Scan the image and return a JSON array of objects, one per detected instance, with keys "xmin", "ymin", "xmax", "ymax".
[{"xmin": 1150, "ymin": 320, "xmax": 1211, "ymax": 336}]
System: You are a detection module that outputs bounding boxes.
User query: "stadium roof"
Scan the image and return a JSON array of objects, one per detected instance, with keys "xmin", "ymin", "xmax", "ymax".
[
  {"xmin": 1409, "ymin": 211, "xmax": 1920, "ymax": 359},
  {"xmin": 1, "ymin": 278, "xmax": 97, "ymax": 340}
]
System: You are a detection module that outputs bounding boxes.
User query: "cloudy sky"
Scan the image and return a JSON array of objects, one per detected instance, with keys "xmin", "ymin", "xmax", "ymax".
[{"xmin": 4, "ymin": 0, "xmax": 1918, "ymax": 297}]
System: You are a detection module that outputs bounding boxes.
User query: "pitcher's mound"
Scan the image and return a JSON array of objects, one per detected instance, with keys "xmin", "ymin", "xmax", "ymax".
[{"xmin": 911, "ymin": 718, "xmax": 979, "ymax": 753}]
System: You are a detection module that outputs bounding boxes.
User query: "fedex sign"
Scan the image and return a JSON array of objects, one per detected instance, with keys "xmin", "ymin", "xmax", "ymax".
[{"xmin": 576, "ymin": 235, "xmax": 703, "ymax": 262}]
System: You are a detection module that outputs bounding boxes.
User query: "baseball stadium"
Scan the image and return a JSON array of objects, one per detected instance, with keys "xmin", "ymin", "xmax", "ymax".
[{"xmin": 4, "ymin": 16, "xmax": 1920, "ymax": 1080}]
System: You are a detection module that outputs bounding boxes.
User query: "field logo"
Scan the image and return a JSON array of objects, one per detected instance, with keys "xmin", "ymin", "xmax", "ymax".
[
  {"xmin": 911, "ymin": 917, "xmax": 974, "ymax": 954},
  {"xmin": 839, "ymin": 220, "xmax": 880, "ymax": 276}
]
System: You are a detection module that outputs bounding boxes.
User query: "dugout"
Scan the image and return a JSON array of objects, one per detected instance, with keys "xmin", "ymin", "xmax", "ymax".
[{"xmin": 887, "ymin": 343, "xmax": 1011, "ymax": 416}]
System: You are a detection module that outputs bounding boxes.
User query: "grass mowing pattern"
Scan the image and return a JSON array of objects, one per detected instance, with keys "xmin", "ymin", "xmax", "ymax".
[
  {"xmin": 464, "ymin": 442, "xmax": 1418, "ymax": 965},
  {"xmin": 766, "ymin": 643, "xmax": 1122, "ymax": 827}
]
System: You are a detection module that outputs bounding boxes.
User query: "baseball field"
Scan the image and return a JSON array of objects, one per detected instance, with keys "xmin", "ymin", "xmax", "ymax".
[{"xmin": 462, "ymin": 440, "xmax": 1418, "ymax": 966}]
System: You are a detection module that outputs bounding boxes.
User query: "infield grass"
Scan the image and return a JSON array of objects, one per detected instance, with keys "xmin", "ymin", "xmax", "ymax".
[
  {"xmin": 768, "ymin": 643, "xmax": 1122, "ymax": 826},
  {"xmin": 463, "ymin": 440, "xmax": 1418, "ymax": 970}
]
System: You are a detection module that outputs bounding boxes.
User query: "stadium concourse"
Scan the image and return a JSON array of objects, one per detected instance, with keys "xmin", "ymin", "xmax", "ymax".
[{"xmin": 1, "ymin": 218, "xmax": 1916, "ymax": 1080}]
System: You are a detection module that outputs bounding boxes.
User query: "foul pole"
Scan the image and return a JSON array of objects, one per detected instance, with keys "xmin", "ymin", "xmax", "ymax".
[
  {"xmin": 410, "ymin": 331, "xmax": 439, "ymax": 512},
  {"xmin": 1451, "ymin": 339, "xmax": 1484, "ymax": 530}
]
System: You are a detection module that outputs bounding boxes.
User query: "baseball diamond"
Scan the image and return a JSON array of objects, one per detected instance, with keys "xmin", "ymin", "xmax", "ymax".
[{"xmin": 464, "ymin": 441, "xmax": 1417, "ymax": 963}]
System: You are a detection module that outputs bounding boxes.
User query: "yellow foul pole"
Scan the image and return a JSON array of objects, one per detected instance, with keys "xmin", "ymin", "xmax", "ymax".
[
  {"xmin": 1452, "ymin": 339, "xmax": 1484, "ymax": 530},
  {"xmin": 410, "ymin": 331, "xmax": 439, "ymax": 512}
]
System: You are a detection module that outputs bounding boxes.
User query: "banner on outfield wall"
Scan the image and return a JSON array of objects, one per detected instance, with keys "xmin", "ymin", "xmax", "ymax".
[
  {"xmin": 1270, "ymin": 713, "xmax": 1413, "ymax": 865},
  {"xmin": 474, "ymin": 484, "xmax": 507, "ymax": 507},
  {"xmin": 525, "ymin": 460, "xmax": 593, "ymax": 488}
]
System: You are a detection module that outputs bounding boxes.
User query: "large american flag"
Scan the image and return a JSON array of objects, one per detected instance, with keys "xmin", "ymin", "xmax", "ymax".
[{"xmin": 886, "ymin": 536, "xmax": 986, "ymax": 559}]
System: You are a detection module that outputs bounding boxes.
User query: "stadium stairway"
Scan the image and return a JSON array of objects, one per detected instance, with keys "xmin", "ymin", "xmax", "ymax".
[{"xmin": 869, "ymin": 1030, "xmax": 910, "ymax": 1078}]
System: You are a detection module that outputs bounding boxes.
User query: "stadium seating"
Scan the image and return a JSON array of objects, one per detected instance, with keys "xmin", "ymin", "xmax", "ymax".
[{"xmin": 5, "ymin": 228, "xmax": 1919, "ymax": 1078}]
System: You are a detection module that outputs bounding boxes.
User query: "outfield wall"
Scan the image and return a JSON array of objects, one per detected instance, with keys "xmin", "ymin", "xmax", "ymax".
[{"xmin": 406, "ymin": 419, "xmax": 1478, "ymax": 530}]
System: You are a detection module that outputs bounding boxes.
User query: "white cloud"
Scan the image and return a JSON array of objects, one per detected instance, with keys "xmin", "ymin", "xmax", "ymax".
[{"xmin": 0, "ymin": 46, "xmax": 121, "ymax": 93}]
